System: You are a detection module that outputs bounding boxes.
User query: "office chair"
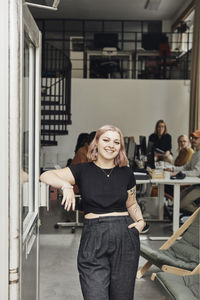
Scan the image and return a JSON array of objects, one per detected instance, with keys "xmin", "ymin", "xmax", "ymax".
[{"xmin": 54, "ymin": 195, "xmax": 83, "ymax": 233}]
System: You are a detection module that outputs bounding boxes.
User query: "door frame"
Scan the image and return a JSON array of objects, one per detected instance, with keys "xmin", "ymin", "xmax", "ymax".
[
  {"xmin": 8, "ymin": 2, "xmax": 41, "ymax": 299},
  {"xmin": 0, "ymin": 0, "xmax": 9, "ymax": 299},
  {"xmin": 22, "ymin": 3, "xmax": 41, "ymax": 243}
]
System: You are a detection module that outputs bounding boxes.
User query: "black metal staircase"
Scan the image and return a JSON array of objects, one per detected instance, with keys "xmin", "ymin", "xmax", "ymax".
[{"xmin": 41, "ymin": 42, "xmax": 72, "ymax": 146}]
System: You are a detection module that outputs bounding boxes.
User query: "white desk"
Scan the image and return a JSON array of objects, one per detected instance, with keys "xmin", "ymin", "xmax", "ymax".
[
  {"xmin": 151, "ymin": 177, "xmax": 200, "ymax": 232},
  {"xmin": 134, "ymin": 50, "xmax": 181, "ymax": 79},
  {"xmin": 136, "ymin": 179, "xmax": 150, "ymax": 185},
  {"xmin": 135, "ymin": 178, "xmax": 151, "ymax": 198},
  {"xmin": 87, "ymin": 50, "xmax": 133, "ymax": 78}
]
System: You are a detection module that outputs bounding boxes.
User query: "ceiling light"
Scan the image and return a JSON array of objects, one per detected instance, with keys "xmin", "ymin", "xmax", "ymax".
[{"xmin": 144, "ymin": 0, "xmax": 161, "ymax": 10}]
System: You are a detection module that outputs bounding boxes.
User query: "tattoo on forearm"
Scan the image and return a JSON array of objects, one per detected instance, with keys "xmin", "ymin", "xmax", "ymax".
[
  {"xmin": 126, "ymin": 186, "xmax": 137, "ymax": 208},
  {"xmin": 129, "ymin": 186, "xmax": 136, "ymax": 196},
  {"xmin": 133, "ymin": 203, "xmax": 140, "ymax": 214}
]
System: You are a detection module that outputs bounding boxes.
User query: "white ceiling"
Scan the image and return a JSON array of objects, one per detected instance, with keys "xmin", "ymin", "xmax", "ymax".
[{"xmin": 29, "ymin": 0, "xmax": 193, "ymax": 21}]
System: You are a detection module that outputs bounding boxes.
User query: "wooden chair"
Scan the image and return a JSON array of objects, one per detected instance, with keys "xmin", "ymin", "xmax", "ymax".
[{"xmin": 137, "ymin": 207, "xmax": 200, "ymax": 279}]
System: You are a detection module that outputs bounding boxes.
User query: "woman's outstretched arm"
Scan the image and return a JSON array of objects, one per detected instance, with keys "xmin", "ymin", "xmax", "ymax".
[{"xmin": 40, "ymin": 167, "xmax": 76, "ymax": 211}]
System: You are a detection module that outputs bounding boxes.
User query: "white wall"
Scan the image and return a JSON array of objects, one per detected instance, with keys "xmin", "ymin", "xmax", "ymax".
[
  {"xmin": 162, "ymin": 20, "xmax": 172, "ymax": 32},
  {"xmin": 41, "ymin": 79, "xmax": 190, "ymax": 168}
]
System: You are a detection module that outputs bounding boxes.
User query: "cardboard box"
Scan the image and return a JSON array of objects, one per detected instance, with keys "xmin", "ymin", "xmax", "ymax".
[{"xmin": 149, "ymin": 168, "xmax": 165, "ymax": 179}]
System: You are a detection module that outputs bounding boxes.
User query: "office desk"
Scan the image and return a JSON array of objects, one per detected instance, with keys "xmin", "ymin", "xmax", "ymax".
[
  {"xmin": 86, "ymin": 50, "xmax": 133, "ymax": 78},
  {"xmin": 151, "ymin": 177, "xmax": 200, "ymax": 232},
  {"xmin": 135, "ymin": 177, "xmax": 151, "ymax": 198},
  {"xmin": 136, "ymin": 179, "xmax": 150, "ymax": 185},
  {"xmin": 134, "ymin": 50, "xmax": 181, "ymax": 79}
]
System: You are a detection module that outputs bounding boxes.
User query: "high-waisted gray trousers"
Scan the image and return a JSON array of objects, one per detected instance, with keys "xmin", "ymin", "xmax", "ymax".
[{"xmin": 78, "ymin": 215, "xmax": 140, "ymax": 300}]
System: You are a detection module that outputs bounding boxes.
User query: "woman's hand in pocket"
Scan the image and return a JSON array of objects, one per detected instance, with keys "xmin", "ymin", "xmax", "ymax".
[{"xmin": 128, "ymin": 220, "xmax": 146, "ymax": 234}]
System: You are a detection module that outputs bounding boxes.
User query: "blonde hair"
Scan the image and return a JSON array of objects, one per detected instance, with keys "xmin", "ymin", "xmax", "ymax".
[
  {"xmin": 177, "ymin": 135, "xmax": 190, "ymax": 151},
  {"xmin": 87, "ymin": 125, "xmax": 128, "ymax": 167}
]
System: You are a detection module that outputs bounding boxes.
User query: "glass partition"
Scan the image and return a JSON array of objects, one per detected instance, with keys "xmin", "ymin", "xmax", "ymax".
[{"xmin": 22, "ymin": 35, "xmax": 36, "ymax": 225}]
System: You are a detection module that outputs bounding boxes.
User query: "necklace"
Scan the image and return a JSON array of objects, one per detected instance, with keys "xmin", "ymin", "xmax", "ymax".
[{"xmin": 100, "ymin": 167, "xmax": 115, "ymax": 178}]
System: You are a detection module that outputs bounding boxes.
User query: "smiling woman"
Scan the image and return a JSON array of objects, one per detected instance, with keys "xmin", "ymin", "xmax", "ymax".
[
  {"xmin": 39, "ymin": 124, "xmax": 145, "ymax": 300},
  {"xmin": 87, "ymin": 125, "xmax": 127, "ymax": 167}
]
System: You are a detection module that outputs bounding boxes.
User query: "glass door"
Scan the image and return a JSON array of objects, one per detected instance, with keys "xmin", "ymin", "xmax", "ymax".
[{"xmin": 22, "ymin": 35, "xmax": 35, "ymax": 225}]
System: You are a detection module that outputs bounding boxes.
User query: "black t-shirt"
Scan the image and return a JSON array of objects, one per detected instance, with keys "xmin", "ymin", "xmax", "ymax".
[
  {"xmin": 69, "ymin": 162, "xmax": 136, "ymax": 214},
  {"xmin": 148, "ymin": 133, "xmax": 172, "ymax": 152}
]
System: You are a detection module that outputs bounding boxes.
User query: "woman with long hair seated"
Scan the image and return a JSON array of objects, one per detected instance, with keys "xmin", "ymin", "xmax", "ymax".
[
  {"xmin": 148, "ymin": 119, "xmax": 173, "ymax": 164},
  {"xmin": 174, "ymin": 134, "xmax": 194, "ymax": 166}
]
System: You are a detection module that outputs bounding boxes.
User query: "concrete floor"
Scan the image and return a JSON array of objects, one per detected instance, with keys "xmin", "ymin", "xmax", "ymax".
[{"xmin": 39, "ymin": 199, "xmax": 173, "ymax": 300}]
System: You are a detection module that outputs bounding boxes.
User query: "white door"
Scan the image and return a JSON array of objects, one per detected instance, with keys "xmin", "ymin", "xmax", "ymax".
[
  {"xmin": 1, "ymin": 2, "xmax": 41, "ymax": 299},
  {"xmin": 20, "ymin": 5, "xmax": 41, "ymax": 300}
]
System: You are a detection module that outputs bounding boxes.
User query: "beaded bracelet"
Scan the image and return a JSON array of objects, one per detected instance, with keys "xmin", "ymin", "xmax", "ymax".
[{"xmin": 61, "ymin": 184, "xmax": 73, "ymax": 191}]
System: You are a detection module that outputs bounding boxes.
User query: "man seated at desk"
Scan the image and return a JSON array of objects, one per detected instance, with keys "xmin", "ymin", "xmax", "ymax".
[{"xmin": 167, "ymin": 129, "xmax": 200, "ymax": 213}]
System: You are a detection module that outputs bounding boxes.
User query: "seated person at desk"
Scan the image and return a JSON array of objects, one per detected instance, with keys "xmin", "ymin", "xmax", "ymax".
[
  {"xmin": 71, "ymin": 131, "xmax": 96, "ymax": 194},
  {"xmin": 149, "ymin": 120, "xmax": 173, "ymax": 164},
  {"xmin": 73, "ymin": 132, "xmax": 89, "ymax": 156},
  {"xmin": 164, "ymin": 134, "xmax": 193, "ymax": 201},
  {"xmin": 168, "ymin": 130, "xmax": 200, "ymax": 213},
  {"xmin": 174, "ymin": 134, "xmax": 194, "ymax": 166}
]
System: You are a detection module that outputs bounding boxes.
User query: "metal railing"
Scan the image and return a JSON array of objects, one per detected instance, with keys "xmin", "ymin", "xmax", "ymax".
[
  {"xmin": 41, "ymin": 42, "xmax": 72, "ymax": 146},
  {"xmin": 36, "ymin": 19, "xmax": 192, "ymax": 80}
]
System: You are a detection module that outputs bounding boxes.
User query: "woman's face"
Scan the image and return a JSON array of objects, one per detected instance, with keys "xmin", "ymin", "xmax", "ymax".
[
  {"xmin": 97, "ymin": 130, "xmax": 121, "ymax": 162},
  {"xmin": 179, "ymin": 137, "xmax": 188, "ymax": 149},
  {"xmin": 157, "ymin": 123, "xmax": 165, "ymax": 136}
]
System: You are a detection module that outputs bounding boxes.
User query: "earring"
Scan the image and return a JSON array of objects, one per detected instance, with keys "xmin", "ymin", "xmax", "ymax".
[{"xmin": 94, "ymin": 145, "xmax": 98, "ymax": 152}]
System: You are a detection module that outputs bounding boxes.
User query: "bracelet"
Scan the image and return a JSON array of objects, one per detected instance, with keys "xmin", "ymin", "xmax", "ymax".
[
  {"xmin": 61, "ymin": 184, "xmax": 73, "ymax": 191},
  {"xmin": 137, "ymin": 219, "xmax": 145, "ymax": 223}
]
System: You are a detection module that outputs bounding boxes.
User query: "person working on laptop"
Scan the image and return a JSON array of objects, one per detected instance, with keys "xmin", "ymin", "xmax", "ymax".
[{"xmin": 71, "ymin": 131, "xmax": 96, "ymax": 194}]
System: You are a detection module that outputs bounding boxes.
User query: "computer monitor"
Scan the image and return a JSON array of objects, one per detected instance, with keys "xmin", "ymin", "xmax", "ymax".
[
  {"xmin": 93, "ymin": 33, "xmax": 118, "ymax": 49},
  {"xmin": 146, "ymin": 141, "xmax": 155, "ymax": 169},
  {"xmin": 124, "ymin": 137, "xmax": 129, "ymax": 153},
  {"xmin": 139, "ymin": 136, "xmax": 147, "ymax": 155},
  {"xmin": 135, "ymin": 144, "xmax": 141, "ymax": 160},
  {"xmin": 142, "ymin": 33, "xmax": 168, "ymax": 50},
  {"xmin": 127, "ymin": 140, "xmax": 136, "ymax": 161}
]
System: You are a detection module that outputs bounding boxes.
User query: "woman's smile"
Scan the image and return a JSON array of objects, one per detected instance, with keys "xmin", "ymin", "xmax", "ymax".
[
  {"xmin": 97, "ymin": 130, "xmax": 121, "ymax": 162},
  {"xmin": 104, "ymin": 147, "xmax": 115, "ymax": 153}
]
